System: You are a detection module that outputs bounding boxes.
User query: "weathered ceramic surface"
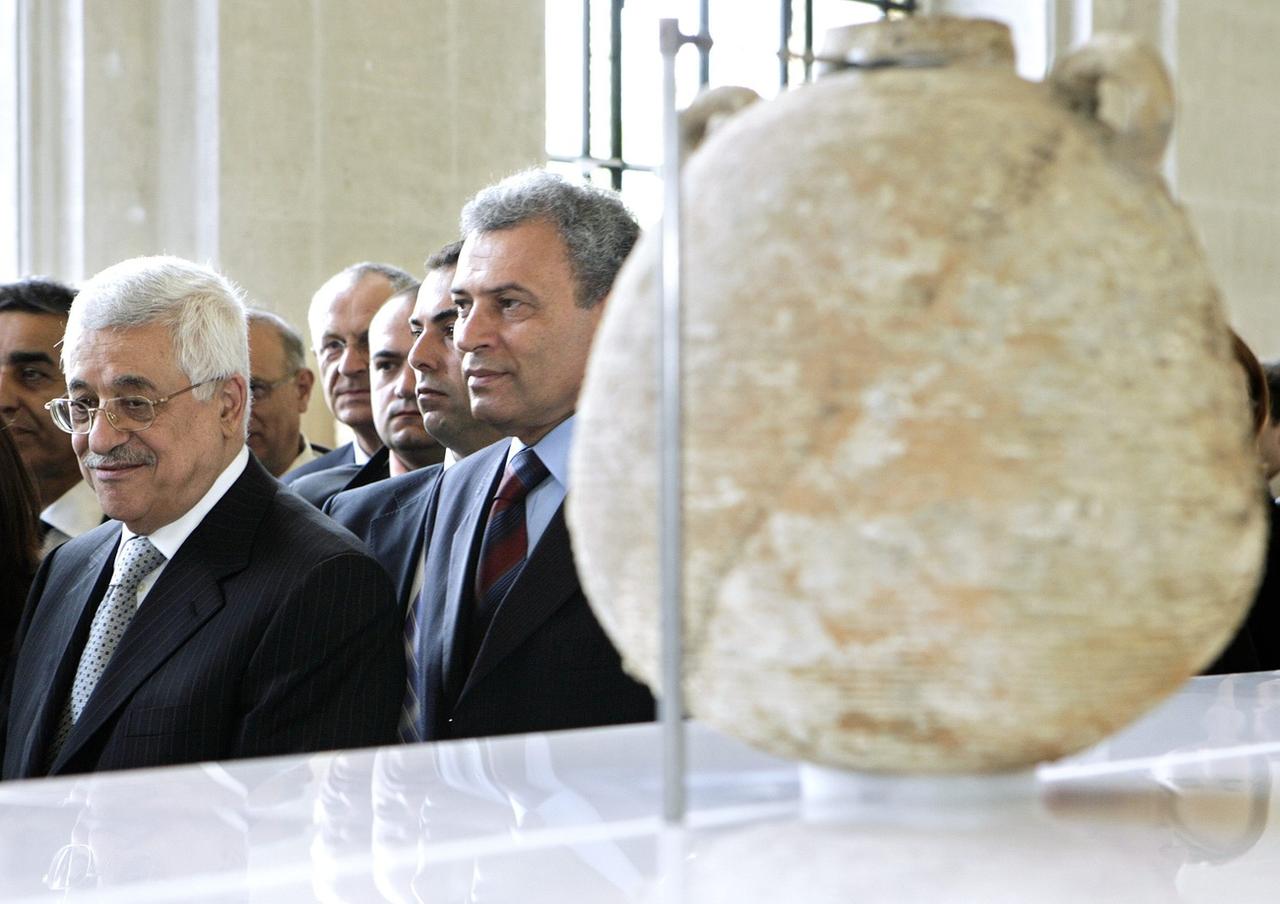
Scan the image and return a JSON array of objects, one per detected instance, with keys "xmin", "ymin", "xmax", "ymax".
[{"xmin": 568, "ymin": 18, "xmax": 1266, "ymax": 773}]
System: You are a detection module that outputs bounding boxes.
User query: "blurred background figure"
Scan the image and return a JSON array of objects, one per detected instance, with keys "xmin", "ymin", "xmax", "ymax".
[
  {"xmin": 286, "ymin": 262, "xmax": 416, "ymax": 484},
  {"xmin": 245, "ymin": 309, "xmax": 327, "ymax": 478},
  {"xmin": 0, "ymin": 424, "xmax": 41, "ymax": 674},
  {"xmin": 0, "ymin": 278, "xmax": 103, "ymax": 554}
]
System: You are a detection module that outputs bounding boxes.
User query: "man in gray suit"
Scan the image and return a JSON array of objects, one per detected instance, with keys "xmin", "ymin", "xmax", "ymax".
[
  {"xmin": 2, "ymin": 255, "xmax": 403, "ymax": 779},
  {"xmin": 411, "ymin": 171, "xmax": 654, "ymax": 741}
]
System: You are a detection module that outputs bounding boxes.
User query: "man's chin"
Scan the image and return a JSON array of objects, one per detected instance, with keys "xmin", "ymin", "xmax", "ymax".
[{"xmin": 336, "ymin": 407, "xmax": 373, "ymax": 432}]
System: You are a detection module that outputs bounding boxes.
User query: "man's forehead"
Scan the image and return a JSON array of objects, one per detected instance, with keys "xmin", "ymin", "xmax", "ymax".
[
  {"xmin": 68, "ymin": 324, "xmax": 178, "ymax": 384},
  {"xmin": 313, "ymin": 273, "xmax": 392, "ymax": 334},
  {"xmin": 453, "ymin": 221, "xmax": 568, "ymax": 294},
  {"xmin": 248, "ymin": 321, "xmax": 287, "ymax": 365},
  {"xmin": 369, "ymin": 295, "xmax": 415, "ymax": 351},
  {"xmin": 415, "ymin": 268, "xmax": 457, "ymax": 319},
  {"xmin": 0, "ymin": 309, "xmax": 68, "ymax": 354}
]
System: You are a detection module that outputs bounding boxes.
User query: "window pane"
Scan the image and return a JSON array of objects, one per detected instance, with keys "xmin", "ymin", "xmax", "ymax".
[
  {"xmin": 0, "ymin": 0, "xmax": 17, "ymax": 279},
  {"xmin": 545, "ymin": 0, "xmax": 586, "ymax": 159}
]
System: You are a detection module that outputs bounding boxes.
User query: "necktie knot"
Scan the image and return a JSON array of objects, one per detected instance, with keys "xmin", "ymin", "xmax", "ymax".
[
  {"xmin": 494, "ymin": 448, "xmax": 549, "ymax": 507},
  {"xmin": 115, "ymin": 536, "xmax": 166, "ymax": 590}
]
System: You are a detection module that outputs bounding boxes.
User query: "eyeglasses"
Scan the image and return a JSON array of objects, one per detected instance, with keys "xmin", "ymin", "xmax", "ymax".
[
  {"xmin": 249, "ymin": 373, "xmax": 297, "ymax": 402},
  {"xmin": 45, "ymin": 379, "xmax": 218, "ymax": 435}
]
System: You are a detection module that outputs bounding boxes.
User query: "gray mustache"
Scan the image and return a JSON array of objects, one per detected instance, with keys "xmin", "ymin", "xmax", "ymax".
[{"xmin": 82, "ymin": 446, "xmax": 157, "ymax": 468}]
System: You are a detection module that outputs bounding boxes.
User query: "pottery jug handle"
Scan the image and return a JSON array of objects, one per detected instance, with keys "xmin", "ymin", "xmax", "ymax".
[
  {"xmin": 680, "ymin": 86, "xmax": 762, "ymax": 157},
  {"xmin": 1048, "ymin": 33, "xmax": 1174, "ymax": 170}
]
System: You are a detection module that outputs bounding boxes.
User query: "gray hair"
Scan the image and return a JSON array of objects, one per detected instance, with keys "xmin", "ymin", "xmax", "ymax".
[
  {"xmin": 308, "ymin": 261, "xmax": 417, "ymax": 347},
  {"xmin": 342, "ymin": 261, "xmax": 417, "ymax": 296},
  {"xmin": 246, "ymin": 308, "xmax": 308, "ymax": 375},
  {"xmin": 460, "ymin": 170, "xmax": 639, "ymax": 308},
  {"xmin": 63, "ymin": 256, "xmax": 249, "ymax": 412}
]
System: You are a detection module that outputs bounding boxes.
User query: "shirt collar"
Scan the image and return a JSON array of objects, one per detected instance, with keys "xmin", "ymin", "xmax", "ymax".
[
  {"xmin": 40, "ymin": 479, "xmax": 103, "ymax": 539},
  {"xmin": 508, "ymin": 415, "xmax": 574, "ymax": 490},
  {"xmin": 120, "ymin": 446, "xmax": 250, "ymax": 561},
  {"xmin": 283, "ymin": 434, "xmax": 321, "ymax": 475},
  {"xmin": 352, "ymin": 441, "xmax": 373, "ymax": 466}
]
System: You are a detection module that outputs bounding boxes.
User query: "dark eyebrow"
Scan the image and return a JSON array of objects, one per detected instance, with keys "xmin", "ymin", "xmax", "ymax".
[
  {"xmin": 6, "ymin": 350, "xmax": 58, "ymax": 367},
  {"xmin": 112, "ymin": 375, "xmax": 159, "ymax": 393},
  {"xmin": 482, "ymin": 282, "xmax": 531, "ymax": 297},
  {"xmin": 371, "ymin": 350, "xmax": 402, "ymax": 362},
  {"xmin": 430, "ymin": 307, "xmax": 457, "ymax": 326}
]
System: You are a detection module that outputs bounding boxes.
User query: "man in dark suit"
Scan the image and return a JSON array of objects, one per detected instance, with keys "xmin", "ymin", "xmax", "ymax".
[
  {"xmin": 1, "ymin": 255, "xmax": 404, "ymax": 779},
  {"xmin": 0, "ymin": 278, "xmax": 104, "ymax": 555},
  {"xmin": 283, "ymin": 261, "xmax": 416, "ymax": 484},
  {"xmin": 325, "ymin": 242, "xmax": 502, "ymax": 720},
  {"xmin": 289, "ymin": 443, "xmax": 390, "ymax": 508},
  {"xmin": 292, "ymin": 282, "xmax": 445, "ymax": 508},
  {"xmin": 411, "ymin": 171, "xmax": 654, "ymax": 741}
]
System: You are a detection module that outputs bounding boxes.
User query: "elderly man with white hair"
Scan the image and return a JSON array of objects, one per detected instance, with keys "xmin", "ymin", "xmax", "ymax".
[{"xmin": 1, "ymin": 255, "xmax": 404, "ymax": 780}]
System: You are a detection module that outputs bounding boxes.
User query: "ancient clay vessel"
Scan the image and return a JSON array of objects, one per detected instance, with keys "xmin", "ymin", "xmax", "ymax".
[{"xmin": 568, "ymin": 17, "xmax": 1265, "ymax": 772}]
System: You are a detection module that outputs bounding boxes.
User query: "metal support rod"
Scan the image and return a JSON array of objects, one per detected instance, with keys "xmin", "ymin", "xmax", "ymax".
[
  {"xmin": 697, "ymin": 0, "xmax": 711, "ymax": 87},
  {"xmin": 657, "ymin": 15, "xmax": 710, "ymax": 828},
  {"xmin": 609, "ymin": 0, "xmax": 624, "ymax": 190},
  {"xmin": 803, "ymin": 0, "xmax": 813, "ymax": 82},
  {"xmin": 581, "ymin": 0, "xmax": 592, "ymax": 164},
  {"xmin": 779, "ymin": 0, "xmax": 793, "ymax": 88}
]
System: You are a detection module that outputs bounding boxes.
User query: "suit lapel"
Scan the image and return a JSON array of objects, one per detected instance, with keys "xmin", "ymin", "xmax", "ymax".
[
  {"xmin": 16, "ymin": 534, "xmax": 117, "ymax": 776},
  {"xmin": 439, "ymin": 454, "xmax": 505, "ymax": 704},
  {"xmin": 47, "ymin": 457, "xmax": 274, "ymax": 774},
  {"xmin": 366, "ymin": 470, "xmax": 438, "ymax": 606},
  {"xmin": 456, "ymin": 506, "xmax": 579, "ymax": 705},
  {"xmin": 347, "ymin": 446, "xmax": 390, "ymax": 492}
]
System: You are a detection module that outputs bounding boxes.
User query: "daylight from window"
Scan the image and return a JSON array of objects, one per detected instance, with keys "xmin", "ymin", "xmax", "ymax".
[{"xmin": 545, "ymin": 0, "xmax": 881, "ymax": 225}]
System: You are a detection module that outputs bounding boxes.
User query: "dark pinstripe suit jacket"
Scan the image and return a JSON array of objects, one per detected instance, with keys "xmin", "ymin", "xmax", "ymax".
[
  {"xmin": 1, "ymin": 455, "xmax": 404, "ymax": 780},
  {"xmin": 418, "ymin": 440, "xmax": 654, "ymax": 741}
]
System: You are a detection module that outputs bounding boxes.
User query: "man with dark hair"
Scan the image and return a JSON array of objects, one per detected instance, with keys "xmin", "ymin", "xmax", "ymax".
[
  {"xmin": 245, "ymin": 309, "xmax": 327, "ymax": 478},
  {"xmin": 407, "ymin": 171, "xmax": 654, "ymax": 742},
  {"xmin": 325, "ymin": 241, "xmax": 502, "ymax": 738},
  {"xmin": 284, "ymin": 262, "xmax": 415, "ymax": 484},
  {"xmin": 0, "ymin": 277, "xmax": 103, "ymax": 554}
]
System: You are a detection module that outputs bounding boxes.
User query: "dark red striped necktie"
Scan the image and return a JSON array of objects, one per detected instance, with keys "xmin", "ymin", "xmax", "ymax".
[{"xmin": 468, "ymin": 448, "xmax": 550, "ymax": 663}]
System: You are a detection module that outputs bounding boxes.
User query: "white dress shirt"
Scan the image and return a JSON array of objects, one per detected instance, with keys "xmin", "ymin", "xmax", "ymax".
[
  {"xmin": 507, "ymin": 414, "xmax": 573, "ymax": 554},
  {"xmin": 282, "ymin": 434, "xmax": 323, "ymax": 476},
  {"xmin": 40, "ymin": 479, "xmax": 104, "ymax": 556}
]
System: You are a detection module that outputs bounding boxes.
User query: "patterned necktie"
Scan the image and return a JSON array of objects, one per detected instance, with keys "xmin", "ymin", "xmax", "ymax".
[
  {"xmin": 399, "ymin": 581, "xmax": 428, "ymax": 744},
  {"xmin": 48, "ymin": 536, "xmax": 166, "ymax": 762},
  {"xmin": 467, "ymin": 448, "xmax": 550, "ymax": 665}
]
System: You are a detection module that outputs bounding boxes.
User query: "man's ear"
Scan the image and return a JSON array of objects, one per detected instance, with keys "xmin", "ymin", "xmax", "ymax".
[
  {"xmin": 295, "ymin": 368, "xmax": 315, "ymax": 413},
  {"xmin": 219, "ymin": 374, "xmax": 249, "ymax": 437}
]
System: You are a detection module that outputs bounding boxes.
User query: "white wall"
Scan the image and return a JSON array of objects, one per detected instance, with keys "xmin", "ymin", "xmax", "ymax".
[{"xmin": 16, "ymin": 0, "xmax": 547, "ymax": 443}]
